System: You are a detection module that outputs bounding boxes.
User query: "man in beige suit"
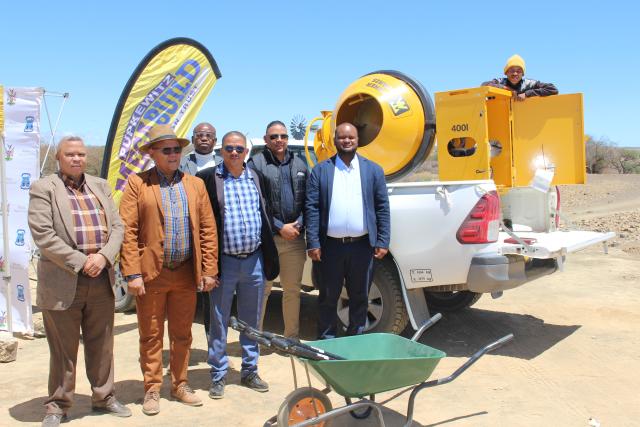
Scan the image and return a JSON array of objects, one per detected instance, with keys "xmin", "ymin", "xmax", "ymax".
[
  {"xmin": 28, "ymin": 136, "xmax": 130, "ymax": 427},
  {"xmin": 119, "ymin": 125, "xmax": 219, "ymax": 415}
]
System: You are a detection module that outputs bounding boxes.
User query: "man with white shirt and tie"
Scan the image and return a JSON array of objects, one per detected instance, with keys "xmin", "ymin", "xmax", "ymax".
[{"xmin": 305, "ymin": 122, "xmax": 391, "ymax": 339}]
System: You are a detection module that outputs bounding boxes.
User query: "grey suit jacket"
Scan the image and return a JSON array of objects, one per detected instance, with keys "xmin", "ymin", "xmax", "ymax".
[
  {"xmin": 179, "ymin": 152, "xmax": 219, "ymax": 176},
  {"xmin": 28, "ymin": 173, "xmax": 124, "ymax": 310}
]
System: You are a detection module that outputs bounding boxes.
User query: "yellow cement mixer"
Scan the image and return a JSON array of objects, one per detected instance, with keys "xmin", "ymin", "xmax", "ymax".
[{"xmin": 305, "ymin": 71, "xmax": 586, "ymax": 189}]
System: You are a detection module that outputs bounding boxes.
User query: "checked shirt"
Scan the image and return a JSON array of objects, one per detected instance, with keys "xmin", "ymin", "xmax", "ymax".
[
  {"xmin": 157, "ymin": 169, "xmax": 192, "ymax": 268},
  {"xmin": 217, "ymin": 163, "xmax": 262, "ymax": 255},
  {"xmin": 61, "ymin": 173, "xmax": 107, "ymax": 255}
]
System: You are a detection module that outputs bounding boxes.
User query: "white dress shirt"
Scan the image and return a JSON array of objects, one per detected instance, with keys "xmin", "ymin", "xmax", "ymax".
[{"xmin": 327, "ymin": 154, "xmax": 368, "ymax": 238}]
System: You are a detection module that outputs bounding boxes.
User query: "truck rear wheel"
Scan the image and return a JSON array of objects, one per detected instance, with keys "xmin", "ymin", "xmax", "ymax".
[
  {"xmin": 337, "ymin": 261, "xmax": 408, "ymax": 334},
  {"xmin": 424, "ymin": 290, "xmax": 481, "ymax": 312},
  {"xmin": 114, "ymin": 263, "xmax": 136, "ymax": 312}
]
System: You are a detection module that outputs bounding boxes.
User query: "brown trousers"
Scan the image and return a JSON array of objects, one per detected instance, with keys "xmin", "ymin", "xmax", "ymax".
[
  {"xmin": 261, "ymin": 235, "xmax": 307, "ymax": 338},
  {"xmin": 42, "ymin": 272, "xmax": 115, "ymax": 415},
  {"xmin": 136, "ymin": 261, "xmax": 197, "ymax": 393}
]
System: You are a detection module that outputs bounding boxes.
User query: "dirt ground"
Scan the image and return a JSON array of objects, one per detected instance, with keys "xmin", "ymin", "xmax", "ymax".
[{"xmin": 1, "ymin": 174, "xmax": 639, "ymax": 427}]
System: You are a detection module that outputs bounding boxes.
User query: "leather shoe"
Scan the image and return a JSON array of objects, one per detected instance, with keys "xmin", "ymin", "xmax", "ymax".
[
  {"xmin": 171, "ymin": 384, "xmax": 202, "ymax": 406},
  {"xmin": 92, "ymin": 398, "xmax": 132, "ymax": 417},
  {"xmin": 241, "ymin": 372, "xmax": 269, "ymax": 392},
  {"xmin": 142, "ymin": 390, "xmax": 160, "ymax": 416},
  {"xmin": 41, "ymin": 413, "xmax": 67, "ymax": 427},
  {"xmin": 208, "ymin": 378, "xmax": 225, "ymax": 399}
]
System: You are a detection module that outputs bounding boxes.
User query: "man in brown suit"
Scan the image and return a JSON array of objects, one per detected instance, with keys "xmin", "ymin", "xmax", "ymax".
[
  {"xmin": 28, "ymin": 136, "xmax": 130, "ymax": 427},
  {"xmin": 119, "ymin": 125, "xmax": 219, "ymax": 415}
]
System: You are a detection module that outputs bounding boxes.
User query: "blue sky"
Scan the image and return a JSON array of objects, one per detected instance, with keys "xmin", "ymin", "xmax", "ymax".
[{"xmin": 2, "ymin": 1, "xmax": 639, "ymax": 148}]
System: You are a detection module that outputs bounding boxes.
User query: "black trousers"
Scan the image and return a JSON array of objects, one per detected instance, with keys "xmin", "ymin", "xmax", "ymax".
[{"xmin": 316, "ymin": 238, "xmax": 374, "ymax": 339}]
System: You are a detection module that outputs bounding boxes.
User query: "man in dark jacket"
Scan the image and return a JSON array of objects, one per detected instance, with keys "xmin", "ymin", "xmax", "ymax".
[
  {"xmin": 196, "ymin": 131, "xmax": 279, "ymax": 400},
  {"xmin": 179, "ymin": 122, "xmax": 219, "ymax": 175},
  {"xmin": 482, "ymin": 54, "xmax": 558, "ymax": 101},
  {"xmin": 248, "ymin": 120, "xmax": 308, "ymax": 339},
  {"xmin": 306, "ymin": 122, "xmax": 391, "ymax": 339}
]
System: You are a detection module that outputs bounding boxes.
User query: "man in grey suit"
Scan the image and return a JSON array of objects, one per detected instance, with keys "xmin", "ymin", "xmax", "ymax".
[
  {"xmin": 28, "ymin": 136, "xmax": 130, "ymax": 427},
  {"xmin": 179, "ymin": 122, "xmax": 219, "ymax": 175}
]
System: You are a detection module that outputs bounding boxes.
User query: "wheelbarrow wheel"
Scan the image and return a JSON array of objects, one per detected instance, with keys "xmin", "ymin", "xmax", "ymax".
[
  {"xmin": 277, "ymin": 387, "xmax": 333, "ymax": 427},
  {"xmin": 345, "ymin": 396, "xmax": 374, "ymax": 419}
]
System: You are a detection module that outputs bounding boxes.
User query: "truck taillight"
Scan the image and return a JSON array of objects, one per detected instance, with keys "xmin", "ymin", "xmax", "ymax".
[{"xmin": 457, "ymin": 191, "xmax": 500, "ymax": 244}]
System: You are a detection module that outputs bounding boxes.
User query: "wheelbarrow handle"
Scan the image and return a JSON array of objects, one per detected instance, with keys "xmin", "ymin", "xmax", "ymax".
[
  {"xmin": 231, "ymin": 316, "xmax": 346, "ymax": 360},
  {"xmin": 411, "ymin": 313, "xmax": 443, "ymax": 341},
  {"xmin": 404, "ymin": 333, "xmax": 514, "ymax": 427},
  {"xmin": 427, "ymin": 333, "xmax": 514, "ymax": 387}
]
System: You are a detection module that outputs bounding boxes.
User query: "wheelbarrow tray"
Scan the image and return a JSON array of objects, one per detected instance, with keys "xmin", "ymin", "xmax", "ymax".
[{"xmin": 301, "ymin": 333, "xmax": 446, "ymax": 398}]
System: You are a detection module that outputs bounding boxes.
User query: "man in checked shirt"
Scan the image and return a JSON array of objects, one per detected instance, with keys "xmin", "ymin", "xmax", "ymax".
[
  {"xmin": 28, "ymin": 136, "xmax": 130, "ymax": 426},
  {"xmin": 197, "ymin": 131, "xmax": 279, "ymax": 400},
  {"xmin": 119, "ymin": 125, "xmax": 219, "ymax": 415}
]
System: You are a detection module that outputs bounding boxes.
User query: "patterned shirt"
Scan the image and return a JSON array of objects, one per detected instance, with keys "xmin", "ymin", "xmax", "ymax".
[
  {"xmin": 157, "ymin": 169, "xmax": 192, "ymax": 268},
  {"xmin": 217, "ymin": 163, "xmax": 262, "ymax": 255},
  {"xmin": 61, "ymin": 173, "xmax": 108, "ymax": 255}
]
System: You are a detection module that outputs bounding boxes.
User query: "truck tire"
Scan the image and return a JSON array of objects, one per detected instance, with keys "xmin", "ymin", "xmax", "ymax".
[
  {"xmin": 424, "ymin": 290, "xmax": 482, "ymax": 312},
  {"xmin": 337, "ymin": 261, "xmax": 408, "ymax": 334},
  {"xmin": 114, "ymin": 263, "xmax": 136, "ymax": 312}
]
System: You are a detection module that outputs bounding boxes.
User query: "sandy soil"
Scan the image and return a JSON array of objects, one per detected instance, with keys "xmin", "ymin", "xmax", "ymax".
[{"xmin": 1, "ymin": 175, "xmax": 639, "ymax": 427}]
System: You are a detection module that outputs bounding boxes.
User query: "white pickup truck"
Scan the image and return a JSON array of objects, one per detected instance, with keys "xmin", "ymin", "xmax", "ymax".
[
  {"xmin": 115, "ymin": 139, "xmax": 608, "ymax": 335},
  {"xmin": 113, "ymin": 138, "xmax": 614, "ymax": 334}
]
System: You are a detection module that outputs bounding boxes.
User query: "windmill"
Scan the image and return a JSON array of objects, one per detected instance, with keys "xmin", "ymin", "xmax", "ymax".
[{"xmin": 290, "ymin": 114, "xmax": 318, "ymax": 140}]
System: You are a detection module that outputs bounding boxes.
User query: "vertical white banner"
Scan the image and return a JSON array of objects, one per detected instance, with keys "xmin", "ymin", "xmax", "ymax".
[{"xmin": 0, "ymin": 87, "xmax": 42, "ymax": 333}]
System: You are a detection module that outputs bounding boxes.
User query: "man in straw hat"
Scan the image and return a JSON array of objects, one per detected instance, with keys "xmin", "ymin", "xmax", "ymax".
[
  {"xmin": 119, "ymin": 124, "xmax": 219, "ymax": 415},
  {"xmin": 482, "ymin": 54, "xmax": 558, "ymax": 101}
]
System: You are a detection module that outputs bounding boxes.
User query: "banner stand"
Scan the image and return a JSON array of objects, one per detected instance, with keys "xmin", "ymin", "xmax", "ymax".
[
  {"xmin": 0, "ymin": 86, "xmax": 67, "ymax": 335},
  {"xmin": 0, "ymin": 132, "xmax": 12, "ymax": 333},
  {"xmin": 40, "ymin": 91, "xmax": 69, "ymax": 176}
]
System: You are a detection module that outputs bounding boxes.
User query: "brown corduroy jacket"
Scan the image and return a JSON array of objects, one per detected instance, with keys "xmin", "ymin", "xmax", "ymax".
[{"xmin": 119, "ymin": 167, "xmax": 218, "ymax": 285}]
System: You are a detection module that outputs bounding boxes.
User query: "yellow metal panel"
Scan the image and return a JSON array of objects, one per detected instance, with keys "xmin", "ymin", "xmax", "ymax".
[
  {"xmin": 511, "ymin": 94, "xmax": 585, "ymax": 186},
  {"xmin": 436, "ymin": 87, "xmax": 509, "ymax": 182},
  {"xmin": 486, "ymin": 94, "xmax": 514, "ymax": 188}
]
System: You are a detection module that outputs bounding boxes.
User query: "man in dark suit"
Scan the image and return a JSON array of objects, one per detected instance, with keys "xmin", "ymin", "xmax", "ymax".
[
  {"xmin": 179, "ymin": 122, "xmax": 220, "ymax": 339},
  {"xmin": 197, "ymin": 131, "xmax": 279, "ymax": 399},
  {"xmin": 28, "ymin": 136, "xmax": 130, "ymax": 427},
  {"xmin": 305, "ymin": 122, "xmax": 390, "ymax": 339}
]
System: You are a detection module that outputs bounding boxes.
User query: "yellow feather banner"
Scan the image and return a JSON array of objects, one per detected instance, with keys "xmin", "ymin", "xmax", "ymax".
[{"xmin": 101, "ymin": 38, "xmax": 221, "ymax": 204}]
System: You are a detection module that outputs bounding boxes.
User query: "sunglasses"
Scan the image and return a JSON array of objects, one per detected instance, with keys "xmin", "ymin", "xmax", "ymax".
[
  {"xmin": 154, "ymin": 146, "xmax": 183, "ymax": 155},
  {"xmin": 194, "ymin": 132, "xmax": 216, "ymax": 138},
  {"xmin": 223, "ymin": 145, "xmax": 246, "ymax": 153},
  {"xmin": 268, "ymin": 134, "xmax": 289, "ymax": 141}
]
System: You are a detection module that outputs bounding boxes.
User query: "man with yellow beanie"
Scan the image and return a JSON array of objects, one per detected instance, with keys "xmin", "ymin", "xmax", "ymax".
[{"xmin": 482, "ymin": 54, "xmax": 558, "ymax": 101}]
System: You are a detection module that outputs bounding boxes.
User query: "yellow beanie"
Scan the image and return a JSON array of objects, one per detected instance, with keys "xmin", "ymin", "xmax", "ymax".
[{"xmin": 504, "ymin": 54, "xmax": 526, "ymax": 74}]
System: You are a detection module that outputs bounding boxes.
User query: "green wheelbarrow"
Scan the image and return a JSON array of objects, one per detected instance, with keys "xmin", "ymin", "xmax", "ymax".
[{"xmin": 230, "ymin": 314, "xmax": 513, "ymax": 427}]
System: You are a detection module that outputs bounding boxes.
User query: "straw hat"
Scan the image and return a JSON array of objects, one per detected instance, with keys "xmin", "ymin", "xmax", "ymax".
[{"xmin": 139, "ymin": 125, "xmax": 190, "ymax": 153}]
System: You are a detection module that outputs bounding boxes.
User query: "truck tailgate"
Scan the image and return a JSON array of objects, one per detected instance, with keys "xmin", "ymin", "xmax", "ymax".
[{"xmin": 500, "ymin": 230, "xmax": 616, "ymax": 258}]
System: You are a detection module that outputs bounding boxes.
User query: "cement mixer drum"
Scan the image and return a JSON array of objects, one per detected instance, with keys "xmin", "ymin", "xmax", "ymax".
[{"xmin": 329, "ymin": 70, "xmax": 436, "ymax": 182}]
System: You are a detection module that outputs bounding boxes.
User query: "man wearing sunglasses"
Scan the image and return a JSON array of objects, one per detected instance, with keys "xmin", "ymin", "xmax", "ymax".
[
  {"xmin": 119, "ymin": 125, "xmax": 219, "ymax": 415},
  {"xmin": 180, "ymin": 122, "xmax": 219, "ymax": 175},
  {"xmin": 247, "ymin": 120, "xmax": 308, "ymax": 340},
  {"xmin": 196, "ymin": 131, "xmax": 279, "ymax": 400}
]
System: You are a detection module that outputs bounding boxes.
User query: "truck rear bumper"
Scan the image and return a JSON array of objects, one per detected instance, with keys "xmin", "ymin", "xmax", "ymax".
[{"xmin": 466, "ymin": 254, "xmax": 558, "ymax": 293}]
